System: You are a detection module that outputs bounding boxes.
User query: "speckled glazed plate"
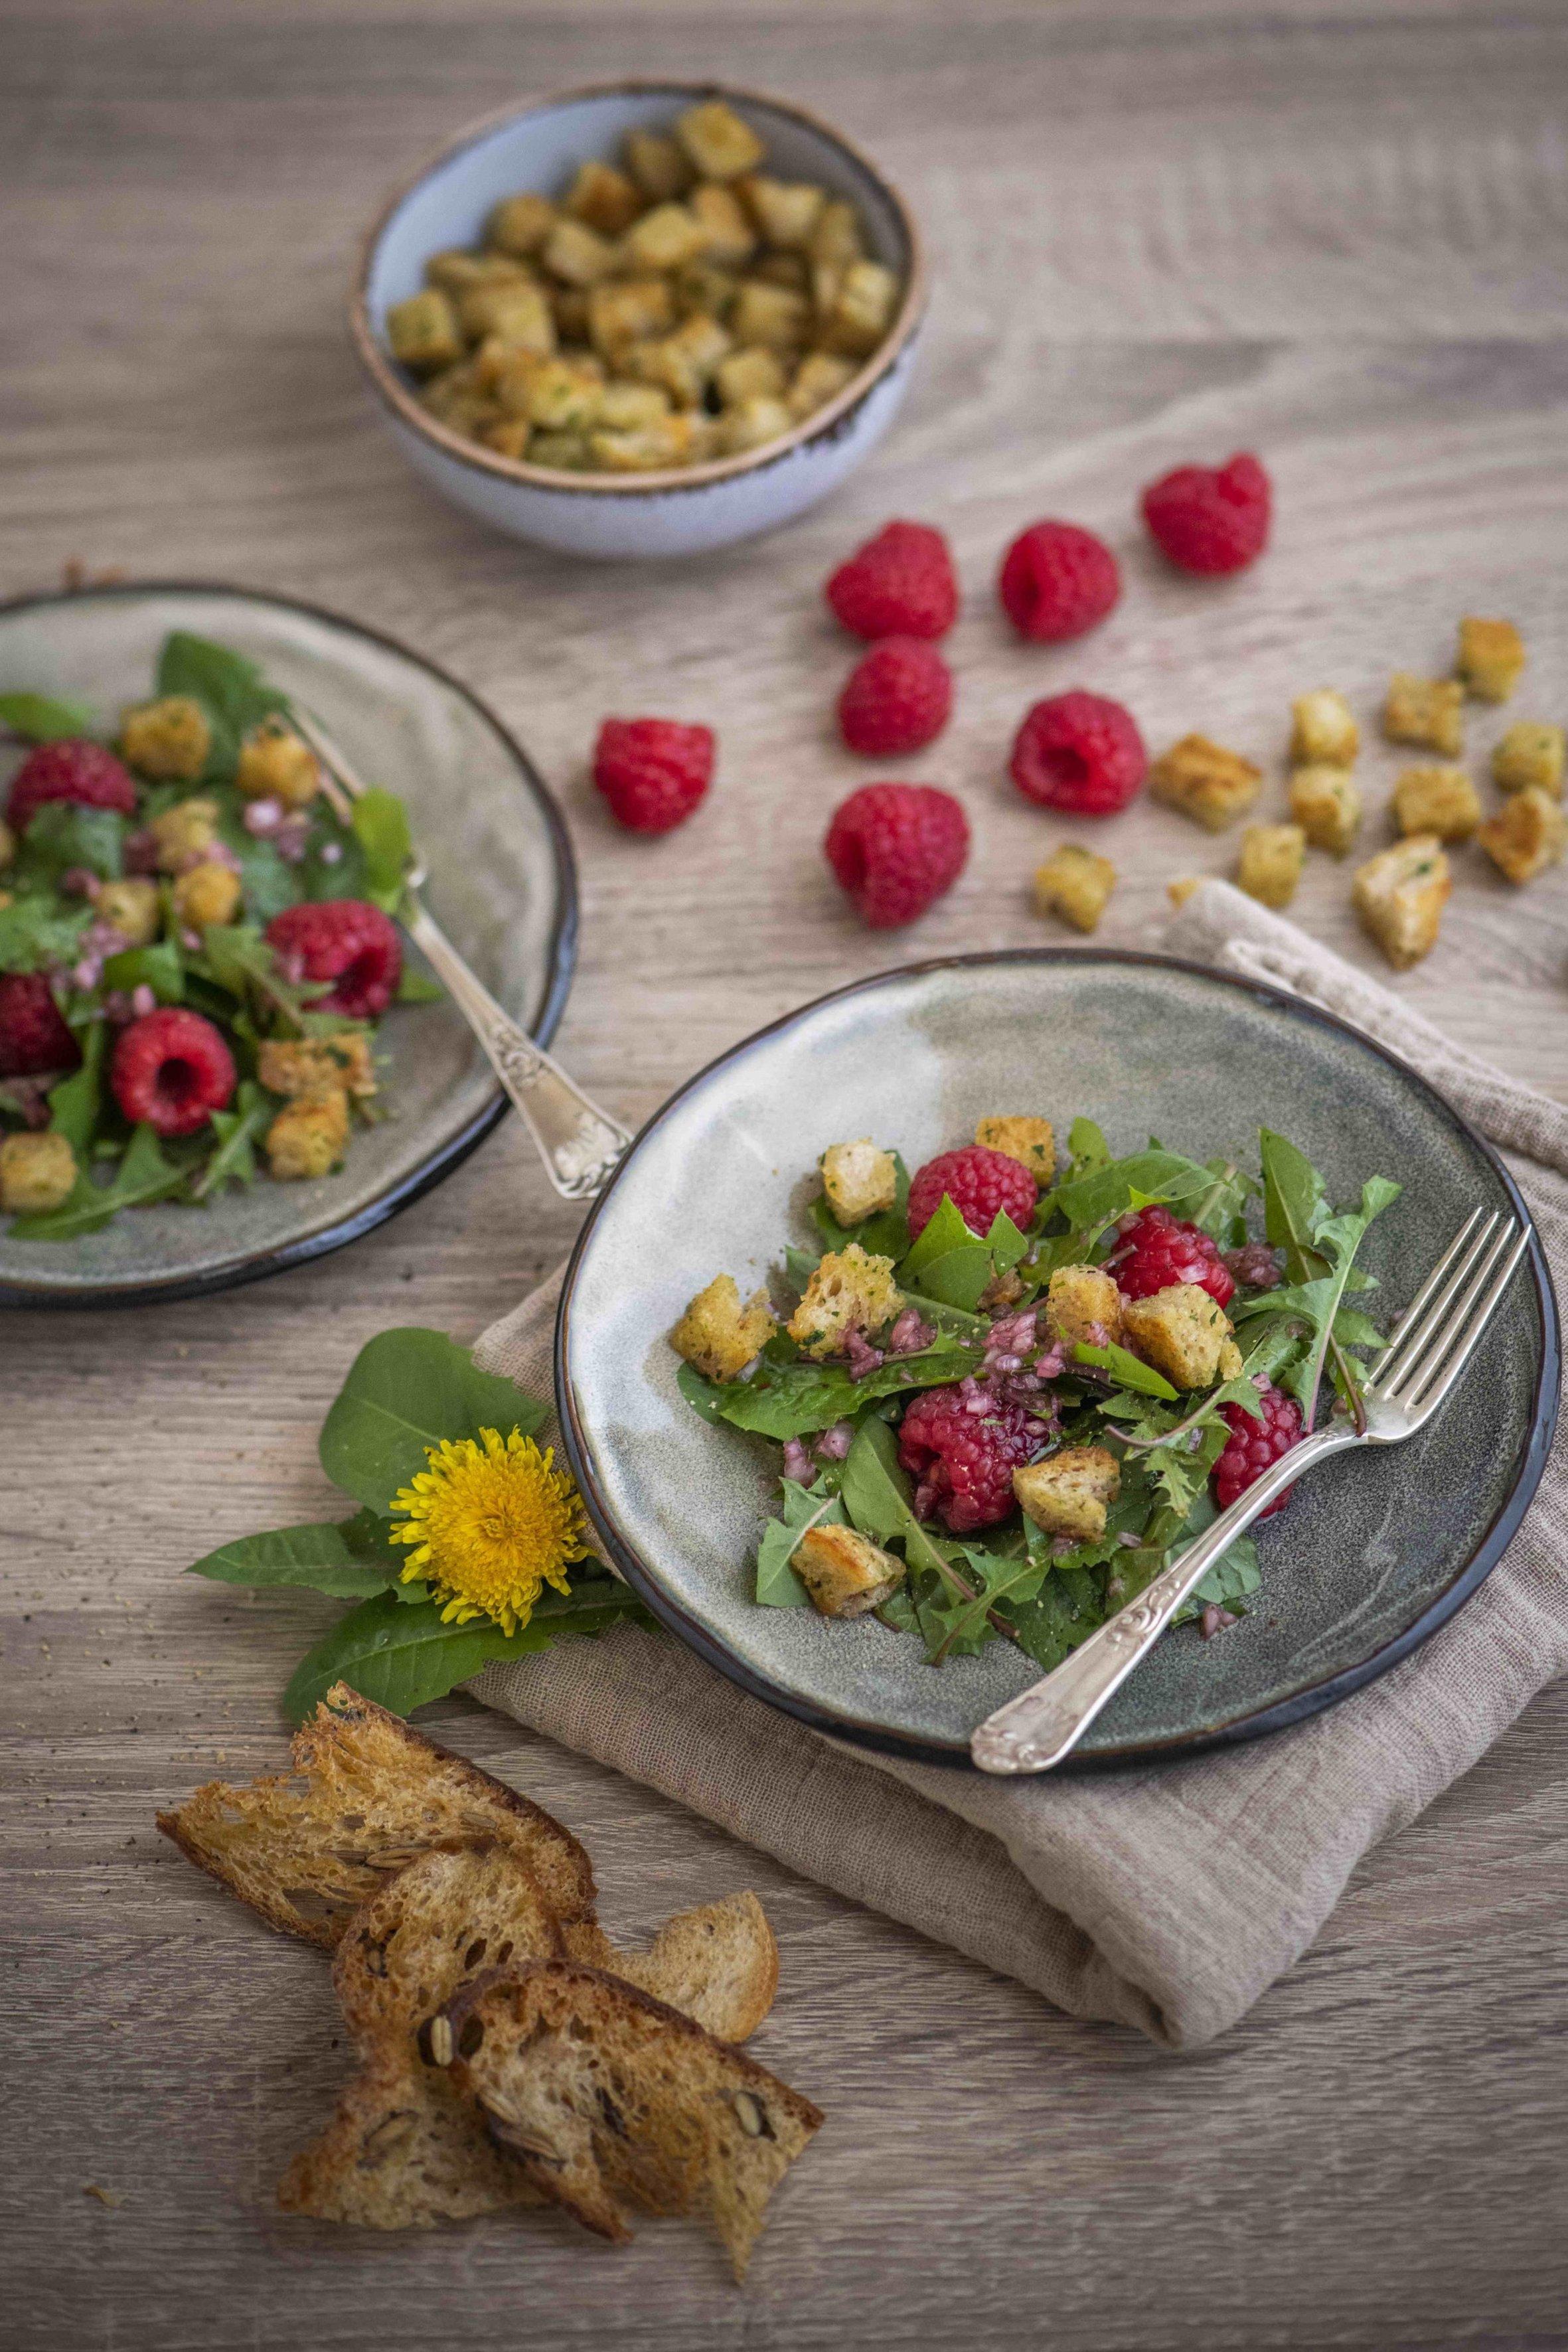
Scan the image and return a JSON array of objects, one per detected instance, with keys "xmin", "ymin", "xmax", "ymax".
[
  {"xmin": 556, "ymin": 951, "xmax": 1558, "ymax": 1770},
  {"xmin": 0, "ymin": 584, "xmax": 575, "ymax": 1308}
]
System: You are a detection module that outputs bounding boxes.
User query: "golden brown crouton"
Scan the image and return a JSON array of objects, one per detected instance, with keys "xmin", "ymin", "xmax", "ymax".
[
  {"xmin": 1034, "ymin": 844, "xmax": 1116, "ymax": 932},
  {"xmin": 689, "ymin": 182, "xmax": 757, "ymax": 266},
  {"xmin": 675, "ymin": 100, "xmax": 765, "ymax": 182},
  {"xmin": 1383, "ymin": 674, "xmax": 1463, "ymax": 756},
  {"xmin": 564, "ymin": 159, "xmax": 642, "ymax": 238},
  {"xmin": 1235, "ymin": 823, "xmax": 1306, "ymax": 909},
  {"xmin": 587, "ymin": 277, "xmax": 674, "ymax": 361},
  {"xmin": 150, "ymin": 797, "xmax": 220, "ymax": 873},
  {"xmin": 386, "ymin": 288, "xmax": 464, "ymax": 373},
  {"xmin": 786, "ymin": 351, "xmax": 856, "ymax": 422},
  {"xmin": 712, "ymin": 394, "xmax": 792, "ymax": 457},
  {"xmin": 96, "ymin": 876, "xmax": 159, "ymax": 947},
  {"xmin": 118, "ymin": 695, "xmax": 212, "ymax": 782},
  {"xmin": 1477, "ymin": 787, "xmax": 1567, "ymax": 886},
  {"xmin": 793, "ymin": 1524, "xmax": 905, "ymax": 1618},
  {"xmin": 0, "ymin": 1130, "xmax": 76, "ymax": 1215},
  {"xmin": 731, "ymin": 279, "xmax": 811, "ymax": 352},
  {"xmin": 1391, "ymin": 764, "xmax": 1480, "ymax": 842},
  {"xmin": 171, "ymin": 861, "xmax": 243, "ymax": 931},
  {"xmin": 741, "ymin": 175, "xmax": 825, "ymax": 250},
  {"xmin": 1166, "ymin": 876, "xmax": 1204, "ymax": 909},
  {"xmin": 671, "ymin": 1274, "xmax": 775, "ymax": 1381},
  {"xmin": 623, "ymin": 129, "xmax": 693, "ymax": 204},
  {"xmin": 588, "ymin": 416, "xmax": 712, "ymax": 473},
  {"xmin": 1492, "ymin": 722, "xmax": 1565, "ymax": 798},
  {"xmin": 1352, "ymin": 835, "xmax": 1451, "ymax": 969},
  {"xmin": 1289, "ymin": 690, "xmax": 1358, "ymax": 767},
  {"xmin": 1150, "ymin": 736, "xmax": 1262, "ymax": 832},
  {"xmin": 1456, "ymin": 616, "xmax": 1525, "ymax": 703},
  {"xmin": 786, "ymin": 1243, "xmax": 902, "ymax": 1359},
  {"xmin": 819, "ymin": 1138, "xmax": 898, "ymax": 1225},
  {"xmin": 974, "ymin": 1116, "xmax": 1055, "ymax": 1182},
  {"xmin": 258, "ymin": 1034, "xmax": 376, "ymax": 1101},
  {"xmin": 621, "ymin": 202, "xmax": 710, "ymax": 275},
  {"xmin": 457, "ymin": 279, "xmax": 556, "ymax": 353},
  {"xmin": 1013, "ymin": 1446, "xmax": 1121, "ymax": 1543},
  {"xmin": 542, "ymin": 216, "xmax": 619, "ymax": 286},
  {"xmin": 820, "ymin": 260, "xmax": 899, "ymax": 358},
  {"xmin": 265, "ymin": 1089, "xmax": 350, "ymax": 1182},
  {"xmin": 1045, "ymin": 1263, "xmax": 1124, "ymax": 1349},
  {"xmin": 1122, "ymin": 1283, "xmax": 1241, "ymax": 1389},
  {"xmin": 236, "ymin": 724, "xmax": 320, "ymax": 809},
  {"xmin": 714, "ymin": 345, "xmax": 785, "ymax": 408},
  {"xmin": 487, "ymin": 191, "xmax": 556, "ymax": 259},
  {"xmin": 1289, "ymin": 763, "xmax": 1362, "ymax": 855}
]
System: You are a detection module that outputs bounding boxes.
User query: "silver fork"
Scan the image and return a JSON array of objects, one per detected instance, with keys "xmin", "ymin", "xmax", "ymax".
[
  {"xmin": 289, "ymin": 708, "xmax": 632, "ymax": 1202},
  {"xmin": 971, "ymin": 1206, "xmax": 1531, "ymax": 1775}
]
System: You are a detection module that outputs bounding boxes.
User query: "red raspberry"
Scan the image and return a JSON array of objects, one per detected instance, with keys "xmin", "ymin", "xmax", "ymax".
[
  {"xmin": 824, "ymin": 520, "xmax": 958, "ymax": 642},
  {"xmin": 1141, "ymin": 452, "xmax": 1271, "ymax": 576},
  {"xmin": 824, "ymin": 783, "xmax": 968, "ymax": 929},
  {"xmin": 1113, "ymin": 1204, "xmax": 1235, "ymax": 1308},
  {"xmin": 592, "ymin": 717, "xmax": 714, "ymax": 834},
  {"xmin": 6, "ymin": 738, "xmax": 138, "ymax": 835},
  {"xmin": 1009, "ymin": 690, "xmax": 1146, "ymax": 817},
  {"xmin": 907, "ymin": 1144, "xmax": 1038, "ymax": 1242},
  {"xmin": 837, "ymin": 638, "xmax": 953, "ymax": 757},
  {"xmin": 110, "ymin": 1006, "xmax": 235, "ymax": 1137},
  {"xmin": 265, "ymin": 899, "xmax": 403, "ymax": 1019},
  {"xmin": 0, "ymin": 971, "xmax": 80, "ymax": 1079},
  {"xmin": 899, "ymin": 1383, "xmax": 1043, "ymax": 1533},
  {"xmin": 1214, "ymin": 1379, "xmax": 1303, "ymax": 1519},
  {"xmin": 997, "ymin": 521, "xmax": 1121, "ymax": 643}
]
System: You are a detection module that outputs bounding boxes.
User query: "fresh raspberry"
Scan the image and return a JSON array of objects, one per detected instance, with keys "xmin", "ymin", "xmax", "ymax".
[
  {"xmin": 837, "ymin": 638, "xmax": 953, "ymax": 757},
  {"xmin": 997, "ymin": 521, "xmax": 1121, "ymax": 643},
  {"xmin": 592, "ymin": 717, "xmax": 714, "ymax": 834},
  {"xmin": 907, "ymin": 1144, "xmax": 1038, "ymax": 1242},
  {"xmin": 265, "ymin": 899, "xmax": 403, "ymax": 1019},
  {"xmin": 1112, "ymin": 1204, "xmax": 1235, "ymax": 1308},
  {"xmin": 824, "ymin": 520, "xmax": 958, "ymax": 642},
  {"xmin": 1141, "ymin": 452, "xmax": 1271, "ymax": 576},
  {"xmin": 898, "ymin": 1383, "xmax": 1044, "ymax": 1533},
  {"xmin": 110, "ymin": 1006, "xmax": 235, "ymax": 1137},
  {"xmin": 0, "ymin": 971, "xmax": 80, "ymax": 1079},
  {"xmin": 1009, "ymin": 690, "xmax": 1146, "ymax": 817},
  {"xmin": 1214, "ymin": 1379, "xmax": 1304, "ymax": 1520},
  {"xmin": 5, "ymin": 738, "xmax": 138, "ymax": 835},
  {"xmin": 824, "ymin": 782, "xmax": 968, "ymax": 929}
]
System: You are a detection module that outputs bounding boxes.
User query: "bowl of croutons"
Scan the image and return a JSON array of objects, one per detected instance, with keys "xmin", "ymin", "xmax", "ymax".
[{"xmin": 351, "ymin": 83, "xmax": 925, "ymax": 560}]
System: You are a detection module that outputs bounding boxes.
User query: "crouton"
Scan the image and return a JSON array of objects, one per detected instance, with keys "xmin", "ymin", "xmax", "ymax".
[
  {"xmin": 1235, "ymin": 823, "xmax": 1306, "ymax": 909},
  {"xmin": 258, "ymin": 1034, "xmax": 376, "ymax": 1101},
  {"xmin": 671, "ymin": 1274, "xmax": 775, "ymax": 1381},
  {"xmin": 266, "ymin": 1089, "xmax": 350, "ymax": 1181},
  {"xmin": 785, "ymin": 351, "xmax": 856, "ymax": 422},
  {"xmin": 1033, "ymin": 843, "xmax": 1116, "ymax": 932},
  {"xmin": 171, "ymin": 860, "xmax": 242, "ymax": 931},
  {"xmin": 1166, "ymin": 876, "xmax": 1203, "ymax": 909},
  {"xmin": 621, "ymin": 202, "xmax": 710, "ymax": 275},
  {"xmin": 564, "ymin": 159, "xmax": 642, "ymax": 238},
  {"xmin": 96, "ymin": 876, "xmax": 159, "ymax": 946},
  {"xmin": 118, "ymin": 695, "xmax": 212, "ymax": 782},
  {"xmin": 974, "ymin": 1115, "xmax": 1055, "ymax": 1182},
  {"xmin": 541, "ymin": 216, "xmax": 619, "ymax": 287},
  {"xmin": 1391, "ymin": 764, "xmax": 1481, "ymax": 842},
  {"xmin": 675, "ymin": 100, "xmax": 765, "ymax": 182},
  {"xmin": 456, "ymin": 278, "xmax": 556, "ymax": 353},
  {"xmin": 1478, "ymin": 787, "xmax": 1567, "ymax": 886},
  {"xmin": 623, "ymin": 129, "xmax": 693, "ymax": 204},
  {"xmin": 786, "ymin": 1243, "xmax": 901, "ymax": 1358},
  {"xmin": 819, "ymin": 1138, "xmax": 898, "ymax": 1225},
  {"xmin": 1013, "ymin": 1446, "xmax": 1121, "ymax": 1542},
  {"xmin": 1289, "ymin": 689, "xmax": 1358, "ymax": 767},
  {"xmin": 741, "ymin": 175, "xmax": 825, "ymax": 250},
  {"xmin": 793, "ymin": 1524, "xmax": 905, "ymax": 1617},
  {"xmin": 487, "ymin": 191, "xmax": 557, "ymax": 259},
  {"xmin": 588, "ymin": 415, "xmax": 712, "ymax": 473},
  {"xmin": 1492, "ymin": 722, "xmax": 1564, "ymax": 798},
  {"xmin": 1455, "ymin": 616, "xmax": 1525, "ymax": 703},
  {"xmin": 236, "ymin": 724, "xmax": 320, "ymax": 809},
  {"xmin": 1150, "ymin": 736, "xmax": 1262, "ymax": 831},
  {"xmin": 689, "ymin": 182, "xmax": 757, "ymax": 266},
  {"xmin": 712, "ymin": 393, "xmax": 791, "ymax": 456},
  {"xmin": 0, "ymin": 1130, "xmax": 76, "ymax": 1215},
  {"xmin": 715, "ymin": 345, "xmax": 787, "ymax": 408},
  {"xmin": 587, "ymin": 275, "xmax": 675, "ymax": 360},
  {"xmin": 1383, "ymin": 674, "xmax": 1463, "ymax": 756},
  {"xmin": 820, "ymin": 259, "xmax": 898, "ymax": 358},
  {"xmin": 1122, "ymin": 1283, "xmax": 1241, "ymax": 1389},
  {"xmin": 1045, "ymin": 1262, "xmax": 1123, "ymax": 1349},
  {"xmin": 150, "ymin": 797, "xmax": 220, "ymax": 872},
  {"xmin": 1289, "ymin": 763, "xmax": 1362, "ymax": 855},
  {"xmin": 386, "ymin": 288, "xmax": 464, "ymax": 373},
  {"xmin": 1352, "ymin": 834, "xmax": 1451, "ymax": 968}
]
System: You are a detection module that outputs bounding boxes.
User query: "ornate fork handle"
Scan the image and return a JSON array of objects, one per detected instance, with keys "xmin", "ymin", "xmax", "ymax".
[{"xmin": 971, "ymin": 1421, "xmax": 1362, "ymax": 1774}]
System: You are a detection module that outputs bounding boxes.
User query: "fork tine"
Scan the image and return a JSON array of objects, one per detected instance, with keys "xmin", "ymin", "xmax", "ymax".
[
  {"xmin": 1381, "ymin": 1217, "xmax": 1517, "ymax": 1405},
  {"xmin": 1368, "ymin": 1210, "xmax": 1501, "ymax": 1394},
  {"xmin": 1366, "ymin": 1208, "xmax": 1487, "ymax": 1380},
  {"xmin": 1396, "ymin": 1225, "xmax": 1528, "ymax": 1418}
]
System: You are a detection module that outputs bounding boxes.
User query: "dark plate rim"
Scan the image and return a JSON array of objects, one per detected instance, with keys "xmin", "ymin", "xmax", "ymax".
[
  {"xmin": 554, "ymin": 946, "xmax": 1560, "ymax": 1772},
  {"xmin": 0, "ymin": 578, "xmax": 578, "ymax": 1310}
]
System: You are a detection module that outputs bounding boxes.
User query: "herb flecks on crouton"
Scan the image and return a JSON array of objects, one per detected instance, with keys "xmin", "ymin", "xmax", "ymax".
[
  {"xmin": 265, "ymin": 1090, "xmax": 351, "ymax": 1182},
  {"xmin": 1391, "ymin": 765, "xmax": 1480, "ymax": 843},
  {"xmin": 794, "ymin": 1524, "xmax": 905, "ymax": 1617},
  {"xmin": 258, "ymin": 1035, "xmax": 377, "ymax": 1101},
  {"xmin": 1478, "ymin": 787, "xmax": 1567, "ymax": 886},
  {"xmin": 118, "ymin": 695, "xmax": 212, "ymax": 781},
  {"xmin": 787, "ymin": 1243, "xmax": 902, "ymax": 1359},
  {"xmin": 1149, "ymin": 736, "xmax": 1262, "ymax": 831},
  {"xmin": 1014, "ymin": 1446, "xmax": 1121, "ymax": 1542},
  {"xmin": 1122, "ymin": 1283, "xmax": 1241, "ymax": 1389},
  {"xmin": 1492, "ymin": 723, "xmax": 1564, "ymax": 799},
  {"xmin": 1289, "ymin": 690, "xmax": 1358, "ymax": 768},
  {"xmin": 1045, "ymin": 1263, "xmax": 1123, "ymax": 1348},
  {"xmin": 975, "ymin": 1115, "xmax": 1055, "ymax": 1181},
  {"xmin": 0, "ymin": 1130, "xmax": 76, "ymax": 1215},
  {"xmin": 1034, "ymin": 843, "xmax": 1116, "ymax": 932},
  {"xmin": 819, "ymin": 1138, "xmax": 897, "ymax": 1226},
  {"xmin": 1289, "ymin": 764, "xmax": 1362, "ymax": 855},
  {"xmin": 1383, "ymin": 674, "xmax": 1463, "ymax": 757},
  {"xmin": 1235, "ymin": 823, "xmax": 1306, "ymax": 909},
  {"xmin": 1456, "ymin": 617, "xmax": 1525, "ymax": 704},
  {"xmin": 1352, "ymin": 835, "xmax": 1451, "ymax": 968},
  {"xmin": 672, "ymin": 1275, "xmax": 776, "ymax": 1382}
]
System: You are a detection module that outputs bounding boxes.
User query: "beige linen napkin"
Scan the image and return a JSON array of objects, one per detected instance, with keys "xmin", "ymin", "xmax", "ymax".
[{"xmin": 470, "ymin": 884, "xmax": 1567, "ymax": 2048}]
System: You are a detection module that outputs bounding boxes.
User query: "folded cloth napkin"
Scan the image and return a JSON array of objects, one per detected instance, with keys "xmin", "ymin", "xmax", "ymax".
[{"xmin": 470, "ymin": 884, "xmax": 1567, "ymax": 2048}]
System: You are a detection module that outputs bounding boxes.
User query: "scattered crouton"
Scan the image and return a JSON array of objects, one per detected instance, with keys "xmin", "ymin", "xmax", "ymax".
[
  {"xmin": 258, "ymin": 1035, "xmax": 377, "ymax": 1101},
  {"xmin": 793, "ymin": 1524, "xmax": 905, "ymax": 1617},
  {"xmin": 819, "ymin": 1138, "xmax": 897, "ymax": 1225},
  {"xmin": 1455, "ymin": 617, "xmax": 1525, "ymax": 704},
  {"xmin": 974, "ymin": 1115, "xmax": 1055, "ymax": 1182},
  {"xmin": 672, "ymin": 1275, "xmax": 775, "ymax": 1381},
  {"xmin": 1235, "ymin": 823, "xmax": 1306, "ymax": 909},
  {"xmin": 1352, "ymin": 835, "xmax": 1451, "ymax": 969},
  {"xmin": 1492, "ymin": 722, "xmax": 1564, "ymax": 799},
  {"xmin": 1013, "ymin": 1447, "xmax": 1121, "ymax": 1542},
  {"xmin": 266, "ymin": 1089, "xmax": 350, "ymax": 1181},
  {"xmin": 1122, "ymin": 1284, "xmax": 1241, "ymax": 1389},
  {"xmin": 1149, "ymin": 736, "xmax": 1262, "ymax": 831},
  {"xmin": 1045, "ymin": 1263, "xmax": 1123, "ymax": 1348},
  {"xmin": 1289, "ymin": 763, "xmax": 1362, "ymax": 855},
  {"xmin": 1383, "ymin": 674, "xmax": 1463, "ymax": 757},
  {"xmin": 118, "ymin": 695, "xmax": 212, "ymax": 781},
  {"xmin": 786, "ymin": 1243, "xmax": 902, "ymax": 1358},
  {"xmin": 1477, "ymin": 787, "xmax": 1567, "ymax": 886},
  {"xmin": 1289, "ymin": 690, "xmax": 1358, "ymax": 767},
  {"xmin": 0, "ymin": 1130, "xmax": 76, "ymax": 1215},
  {"xmin": 1034, "ymin": 844, "xmax": 1116, "ymax": 932},
  {"xmin": 1391, "ymin": 765, "xmax": 1480, "ymax": 842}
]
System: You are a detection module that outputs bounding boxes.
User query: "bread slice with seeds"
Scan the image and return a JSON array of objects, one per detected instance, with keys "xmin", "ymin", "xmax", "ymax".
[
  {"xmin": 277, "ymin": 2053, "xmax": 544, "ymax": 2227},
  {"xmin": 440, "ymin": 1960, "xmax": 821, "ymax": 2278}
]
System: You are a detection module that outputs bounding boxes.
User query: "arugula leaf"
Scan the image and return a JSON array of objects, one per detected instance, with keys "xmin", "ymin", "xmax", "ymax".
[
  {"xmin": 0, "ymin": 690, "xmax": 98, "ymax": 743},
  {"xmin": 840, "ymin": 1415, "xmax": 975, "ymax": 1655},
  {"xmin": 0, "ymin": 894, "xmax": 94, "ymax": 974},
  {"xmin": 6, "ymin": 1121, "xmax": 185, "ymax": 1239},
  {"xmin": 194, "ymin": 923, "xmax": 325, "ymax": 1032},
  {"xmin": 926, "ymin": 1543, "xmax": 1049, "ymax": 1662},
  {"xmin": 1072, "ymin": 1340, "xmax": 1178, "ymax": 1399},
  {"xmin": 350, "ymin": 787, "xmax": 413, "ymax": 913},
  {"xmin": 189, "ymin": 1079, "xmax": 274, "ymax": 1201},
  {"xmin": 102, "ymin": 938, "xmax": 185, "ymax": 1004},
  {"xmin": 318, "ymin": 1327, "xmax": 546, "ymax": 1513},
  {"xmin": 898, "ymin": 1198, "xmax": 1028, "ymax": 1312},
  {"xmin": 187, "ymin": 1508, "xmax": 404, "ymax": 1599},
  {"xmin": 46, "ymin": 1020, "xmax": 106, "ymax": 1153},
  {"xmin": 689, "ymin": 1334, "xmax": 980, "ymax": 1441},
  {"xmin": 1245, "ymin": 1134, "xmax": 1400, "ymax": 1423},
  {"xmin": 754, "ymin": 1474, "xmax": 846, "ymax": 1607},
  {"xmin": 156, "ymin": 631, "xmax": 287, "ymax": 781},
  {"xmin": 1063, "ymin": 1116, "xmax": 1111, "ymax": 1182},
  {"xmin": 1043, "ymin": 1147, "xmax": 1218, "ymax": 1235},
  {"xmin": 17, "ymin": 801, "xmax": 125, "ymax": 884},
  {"xmin": 1003, "ymin": 1562, "xmax": 1109, "ymax": 1672},
  {"xmin": 396, "ymin": 961, "xmax": 444, "ymax": 1004}
]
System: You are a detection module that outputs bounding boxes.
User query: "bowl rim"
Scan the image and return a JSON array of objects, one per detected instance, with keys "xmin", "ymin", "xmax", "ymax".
[
  {"xmin": 349, "ymin": 78, "xmax": 928, "ymax": 502},
  {"xmin": 0, "ymin": 576, "xmax": 579, "ymax": 1310},
  {"xmin": 554, "ymin": 946, "xmax": 1561, "ymax": 1772}
]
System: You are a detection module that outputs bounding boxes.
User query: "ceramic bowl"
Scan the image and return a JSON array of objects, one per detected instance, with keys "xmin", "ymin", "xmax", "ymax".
[
  {"xmin": 0, "ymin": 582, "xmax": 576, "ymax": 1308},
  {"xmin": 555, "ymin": 951, "xmax": 1558, "ymax": 1770},
  {"xmin": 351, "ymin": 82, "xmax": 925, "ymax": 560}
]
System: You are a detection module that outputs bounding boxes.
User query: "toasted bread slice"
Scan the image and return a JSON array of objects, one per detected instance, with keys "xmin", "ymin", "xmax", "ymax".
[
  {"xmin": 277, "ymin": 2053, "xmax": 542, "ymax": 2228},
  {"xmin": 333, "ymin": 1842, "xmax": 566, "ymax": 2045},
  {"xmin": 604, "ymin": 1893, "xmax": 779, "ymax": 2044},
  {"xmin": 157, "ymin": 1683, "xmax": 596, "ymax": 1948},
  {"xmin": 441, "ymin": 1961, "xmax": 822, "ymax": 2278}
]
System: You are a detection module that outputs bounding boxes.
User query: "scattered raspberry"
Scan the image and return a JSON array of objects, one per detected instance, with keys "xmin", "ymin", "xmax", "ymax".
[
  {"xmin": 1214, "ymin": 1379, "xmax": 1304, "ymax": 1520},
  {"xmin": 1112, "ymin": 1204, "xmax": 1235, "ymax": 1307},
  {"xmin": 824, "ymin": 782, "xmax": 968, "ymax": 929},
  {"xmin": 110, "ymin": 1006, "xmax": 235, "ymax": 1137},
  {"xmin": 898, "ymin": 1383, "xmax": 1044, "ymax": 1533},
  {"xmin": 1010, "ymin": 690, "xmax": 1146, "ymax": 817},
  {"xmin": 907, "ymin": 1143, "xmax": 1038, "ymax": 1242},
  {"xmin": 997, "ymin": 521, "xmax": 1121, "ymax": 642},
  {"xmin": 0, "ymin": 971, "xmax": 80, "ymax": 1079},
  {"xmin": 592, "ymin": 717, "xmax": 714, "ymax": 834},
  {"xmin": 837, "ymin": 638, "xmax": 953, "ymax": 757},
  {"xmin": 5, "ymin": 738, "xmax": 138, "ymax": 835},
  {"xmin": 824, "ymin": 520, "xmax": 958, "ymax": 642},
  {"xmin": 1141, "ymin": 452, "xmax": 1271, "ymax": 576},
  {"xmin": 265, "ymin": 899, "xmax": 403, "ymax": 1020}
]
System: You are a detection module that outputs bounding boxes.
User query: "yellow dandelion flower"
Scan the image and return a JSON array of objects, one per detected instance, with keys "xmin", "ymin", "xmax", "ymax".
[{"xmin": 388, "ymin": 1425, "xmax": 593, "ymax": 1636}]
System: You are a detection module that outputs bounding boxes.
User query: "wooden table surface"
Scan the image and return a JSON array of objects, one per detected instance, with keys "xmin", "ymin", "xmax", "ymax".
[{"xmin": 7, "ymin": 3, "xmax": 1567, "ymax": 2345}]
